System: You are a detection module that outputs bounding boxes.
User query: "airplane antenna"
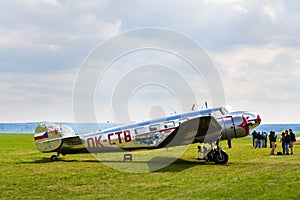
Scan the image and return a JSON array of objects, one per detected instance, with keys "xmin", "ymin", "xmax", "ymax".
[
  {"xmin": 168, "ymin": 106, "xmax": 177, "ymax": 114},
  {"xmin": 191, "ymin": 104, "xmax": 196, "ymax": 111},
  {"xmin": 205, "ymin": 101, "xmax": 208, "ymax": 109}
]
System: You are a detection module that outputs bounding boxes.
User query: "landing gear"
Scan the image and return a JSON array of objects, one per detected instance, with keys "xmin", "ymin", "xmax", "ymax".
[
  {"xmin": 197, "ymin": 138, "xmax": 229, "ymax": 164},
  {"xmin": 50, "ymin": 153, "xmax": 60, "ymax": 161},
  {"xmin": 213, "ymin": 150, "xmax": 228, "ymax": 164}
]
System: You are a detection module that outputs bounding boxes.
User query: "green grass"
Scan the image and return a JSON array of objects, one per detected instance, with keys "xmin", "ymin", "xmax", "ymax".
[{"xmin": 1, "ymin": 133, "xmax": 300, "ymax": 200}]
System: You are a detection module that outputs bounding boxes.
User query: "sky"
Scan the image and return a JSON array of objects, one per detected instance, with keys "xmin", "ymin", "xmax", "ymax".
[{"xmin": 1, "ymin": 0, "xmax": 300, "ymax": 123}]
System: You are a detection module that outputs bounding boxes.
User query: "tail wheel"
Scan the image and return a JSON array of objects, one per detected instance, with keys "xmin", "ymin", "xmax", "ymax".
[
  {"xmin": 213, "ymin": 150, "xmax": 228, "ymax": 164},
  {"xmin": 50, "ymin": 154, "xmax": 59, "ymax": 161}
]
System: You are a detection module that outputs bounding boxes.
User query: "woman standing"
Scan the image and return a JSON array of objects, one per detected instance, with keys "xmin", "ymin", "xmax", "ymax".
[
  {"xmin": 280, "ymin": 131, "xmax": 286, "ymax": 155},
  {"xmin": 269, "ymin": 131, "xmax": 277, "ymax": 155}
]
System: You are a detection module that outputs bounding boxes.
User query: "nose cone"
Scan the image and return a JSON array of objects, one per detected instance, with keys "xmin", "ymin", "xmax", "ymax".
[
  {"xmin": 230, "ymin": 111, "xmax": 262, "ymax": 130},
  {"xmin": 246, "ymin": 113, "xmax": 261, "ymax": 129}
]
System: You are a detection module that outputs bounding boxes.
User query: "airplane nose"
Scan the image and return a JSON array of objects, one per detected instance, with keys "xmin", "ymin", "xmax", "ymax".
[
  {"xmin": 257, "ymin": 114, "xmax": 261, "ymax": 125},
  {"xmin": 239, "ymin": 114, "xmax": 250, "ymax": 136},
  {"xmin": 247, "ymin": 113, "xmax": 261, "ymax": 129}
]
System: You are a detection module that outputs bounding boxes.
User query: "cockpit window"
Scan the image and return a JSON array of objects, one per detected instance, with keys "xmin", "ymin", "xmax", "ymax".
[
  {"xmin": 212, "ymin": 106, "xmax": 232, "ymax": 117},
  {"xmin": 221, "ymin": 108, "xmax": 227, "ymax": 115},
  {"xmin": 223, "ymin": 105, "xmax": 233, "ymax": 114},
  {"xmin": 212, "ymin": 110, "xmax": 223, "ymax": 118}
]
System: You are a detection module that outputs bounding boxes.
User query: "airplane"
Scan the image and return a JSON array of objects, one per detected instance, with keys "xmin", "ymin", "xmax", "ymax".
[{"xmin": 34, "ymin": 106, "xmax": 261, "ymax": 164}]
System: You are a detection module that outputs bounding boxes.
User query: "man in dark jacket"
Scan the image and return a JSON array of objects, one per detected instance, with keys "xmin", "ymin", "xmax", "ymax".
[
  {"xmin": 284, "ymin": 130, "xmax": 291, "ymax": 155},
  {"xmin": 252, "ymin": 131, "xmax": 257, "ymax": 147},
  {"xmin": 269, "ymin": 131, "xmax": 277, "ymax": 155},
  {"xmin": 289, "ymin": 129, "xmax": 296, "ymax": 155}
]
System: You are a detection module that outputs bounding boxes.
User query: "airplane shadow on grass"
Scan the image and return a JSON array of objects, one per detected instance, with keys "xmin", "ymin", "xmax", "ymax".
[
  {"xmin": 152, "ymin": 158, "xmax": 218, "ymax": 172},
  {"xmin": 21, "ymin": 156, "xmax": 222, "ymax": 172},
  {"xmin": 20, "ymin": 157, "xmax": 99, "ymax": 164}
]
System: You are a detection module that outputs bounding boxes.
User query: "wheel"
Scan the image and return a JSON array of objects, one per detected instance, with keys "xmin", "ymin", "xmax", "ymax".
[
  {"xmin": 213, "ymin": 150, "xmax": 228, "ymax": 164},
  {"xmin": 50, "ymin": 155, "xmax": 58, "ymax": 161}
]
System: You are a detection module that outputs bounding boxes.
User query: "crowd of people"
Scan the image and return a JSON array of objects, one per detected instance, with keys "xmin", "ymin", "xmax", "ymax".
[{"xmin": 252, "ymin": 129, "xmax": 296, "ymax": 155}]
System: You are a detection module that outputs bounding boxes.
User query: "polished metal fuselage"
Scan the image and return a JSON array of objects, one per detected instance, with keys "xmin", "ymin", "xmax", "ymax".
[{"xmin": 35, "ymin": 106, "xmax": 260, "ymax": 154}]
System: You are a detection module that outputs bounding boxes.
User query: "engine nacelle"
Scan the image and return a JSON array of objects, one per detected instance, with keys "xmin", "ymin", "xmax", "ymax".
[{"xmin": 217, "ymin": 115, "xmax": 250, "ymax": 140}]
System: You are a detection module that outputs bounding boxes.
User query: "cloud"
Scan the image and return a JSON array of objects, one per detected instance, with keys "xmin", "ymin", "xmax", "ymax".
[
  {"xmin": 212, "ymin": 44, "xmax": 300, "ymax": 122},
  {"xmin": 213, "ymin": 44, "xmax": 300, "ymax": 97},
  {"xmin": 1, "ymin": 0, "xmax": 300, "ymax": 123},
  {"xmin": 0, "ymin": 69, "xmax": 77, "ymax": 122},
  {"xmin": 0, "ymin": 0, "xmax": 121, "ymax": 73}
]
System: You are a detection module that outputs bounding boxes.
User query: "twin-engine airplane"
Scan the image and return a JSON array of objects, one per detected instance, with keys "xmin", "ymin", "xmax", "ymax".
[{"xmin": 34, "ymin": 106, "xmax": 261, "ymax": 164}]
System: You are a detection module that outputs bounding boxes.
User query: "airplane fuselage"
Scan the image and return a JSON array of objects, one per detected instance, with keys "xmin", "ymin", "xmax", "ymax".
[{"xmin": 34, "ymin": 106, "xmax": 261, "ymax": 158}]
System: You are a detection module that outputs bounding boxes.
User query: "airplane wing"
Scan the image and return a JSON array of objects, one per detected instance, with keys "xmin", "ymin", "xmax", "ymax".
[{"xmin": 158, "ymin": 115, "xmax": 222, "ymax": 148}]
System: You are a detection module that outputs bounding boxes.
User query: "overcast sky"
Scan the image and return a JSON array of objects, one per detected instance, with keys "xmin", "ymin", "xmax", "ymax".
[{"xmin": 1, "ymin": 0, "xmax": 300, "ymax": 123}]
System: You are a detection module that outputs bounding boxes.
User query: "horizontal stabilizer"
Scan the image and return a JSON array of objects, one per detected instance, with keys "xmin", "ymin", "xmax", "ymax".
[{"xmin": 34, "ymin": 121, "xmax": 76, "ymax": 153}]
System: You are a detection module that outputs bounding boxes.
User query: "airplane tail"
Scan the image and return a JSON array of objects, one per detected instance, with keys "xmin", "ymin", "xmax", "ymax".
[{"xmin": 34, "ymin": 121, "xmax": 76, "ymax": 152}]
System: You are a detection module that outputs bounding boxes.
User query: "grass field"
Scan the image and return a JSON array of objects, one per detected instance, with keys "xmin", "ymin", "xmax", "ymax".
[{"xmin": 1, "ymin": 133, "xmax": 300, "ymax": 200}]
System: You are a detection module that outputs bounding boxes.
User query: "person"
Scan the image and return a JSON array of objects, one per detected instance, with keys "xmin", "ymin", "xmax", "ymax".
[
  {"xmin": 252, "ymin": 130, "xmax": 257, "ymax": 147},
  {"xmin": 284, "ymin": 130, "xmax": 290, "ymax": 155},
  {"xmin": 289, "ymin": 129, "xmax": 296, "ymax": 155},
  {"xmin": 265, "ymin": 131, "xmax": 268, "ymax": 148},
  {"xmin": 261, "ymin": 131, "xmax": 267, "ymax": 148},
  {"xmin": 279, "ymin": 131, "xmax": 286, "ymax": 155},
  {"xmin": 256, "ymin": 132, "xmax": 262, "ymax": 148},
  {"xmin": 269, "ymin": 131, "xmax": 277, "ymax": 155},
  {"xmin": 227, "ymin": 139, "xmax": 232, "ymax": 148},
  {"xmin": 269, "ymin": 132, "xmax": 273, "ymax": 148}
]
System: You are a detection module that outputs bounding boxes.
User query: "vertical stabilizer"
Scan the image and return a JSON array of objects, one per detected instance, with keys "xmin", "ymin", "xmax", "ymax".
[{"xmin": 34, "ymin": 122, "xmax": 74, "ymax": 152}]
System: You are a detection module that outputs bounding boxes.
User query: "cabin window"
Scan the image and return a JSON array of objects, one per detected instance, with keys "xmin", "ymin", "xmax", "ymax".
[
  {"xmin": 149, "ymin": 124, "xmax": 160, "ymax": 132},
  {"xmin": 164, "ymin": 121, "xmax": 175, "ymax": 128},
  {"xmin": 135, "ymin": 127, "xmax": 146, "ymax": 135}
]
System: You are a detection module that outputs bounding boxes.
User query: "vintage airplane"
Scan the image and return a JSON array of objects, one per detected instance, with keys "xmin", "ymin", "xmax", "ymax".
[{"xmin": 34, "ymin": 106, "xmax": 261, "ymax": 164}]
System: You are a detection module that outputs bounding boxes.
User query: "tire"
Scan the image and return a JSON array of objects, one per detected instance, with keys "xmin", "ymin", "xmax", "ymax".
[{"xmin": 213, "ymin": 150, "xmax": 228, "ymax": 164}]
